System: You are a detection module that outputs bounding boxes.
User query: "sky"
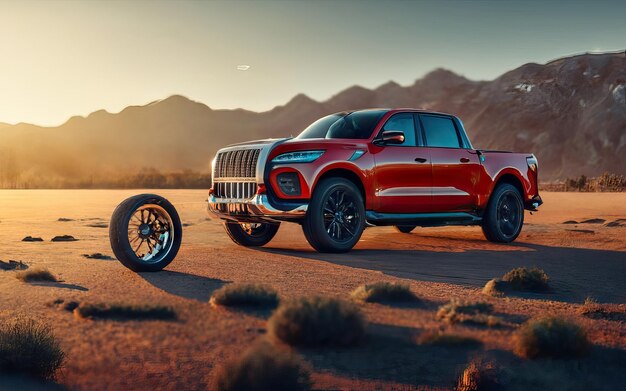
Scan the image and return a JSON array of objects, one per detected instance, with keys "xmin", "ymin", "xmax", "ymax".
[{"xmin": 0, "ymin": 0, "xmax": 625, "ymax": 126}]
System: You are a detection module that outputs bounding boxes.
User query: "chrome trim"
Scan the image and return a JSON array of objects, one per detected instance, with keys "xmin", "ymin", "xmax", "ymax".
[
  {"xmin": 207, "ymin": 194, "xmax": 308, "ymax": 222},
  {"xmin": 211, "ymin": 138, "xmax": 289, "ymax": 185}
]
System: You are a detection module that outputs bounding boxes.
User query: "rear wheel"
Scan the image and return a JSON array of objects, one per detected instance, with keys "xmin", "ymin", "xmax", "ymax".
[
  {"xmin": 109, "ymin": 194, "xmax": 182, "ymax": 272},
  {"xmin": 224, "ymin": 222, "xmax": 280, "ymax": 247},
  {"xmin": 395, "ymin": 225, "xmax": 416, "ymax": 234},
  {"xmin": 482, "ymin": 183, "xmax": 524, "ymax": 243},
  {"xmin": 302, "ymin": 178, "xmax": 365, "ymax": 253}
]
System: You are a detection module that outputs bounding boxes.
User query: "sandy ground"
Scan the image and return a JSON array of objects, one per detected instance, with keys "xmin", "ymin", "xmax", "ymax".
[{"xmin": 0, "ymin": 190, "xmax": 625, "ymax": 390}]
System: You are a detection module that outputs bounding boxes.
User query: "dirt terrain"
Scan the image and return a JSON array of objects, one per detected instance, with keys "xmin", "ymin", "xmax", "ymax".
[{"xmin": 0, "ymin": 190, "xmax": 625, "ymax": 390}]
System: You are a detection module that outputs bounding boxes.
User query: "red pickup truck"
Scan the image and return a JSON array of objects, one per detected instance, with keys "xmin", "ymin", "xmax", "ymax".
[{"xmin": 207, "ymin": 109, "xmax": 542, "ymax": 253}]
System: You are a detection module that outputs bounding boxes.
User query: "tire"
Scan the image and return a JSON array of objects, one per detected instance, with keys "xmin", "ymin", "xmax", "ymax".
[
  {"xmin": 302, "ymin": 177, "xmax": 366, "ymax": 253},
  {"xmin": 109, "ymin": 194, "xmax": 182, "ymax": 272},
  {"xmin": 224, "ymin": 222, "xmax": 280, "ymax": 247},
  {"xmin": 395, "ymin": 225, "xmax": 416, "ymax": 234},
  {"xmin": 481, "ymin": 183, "xmax": 524, "ymax": 243}
]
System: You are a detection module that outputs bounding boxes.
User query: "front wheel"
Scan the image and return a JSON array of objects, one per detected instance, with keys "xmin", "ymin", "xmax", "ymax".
[
  {"xmin": 481, "ymin": 183, "xmax": 524, "ymax": 243},
  {"xmin": 302, "ymin": 178, "xmax": 365, "ymax": 253},
  {"xmin": 109, "ymin": 194, "xmax": 182, "ymax": 272},
  {"xmin": 224, "ymin": 222, "xmax": 280, "ymax": 247}
]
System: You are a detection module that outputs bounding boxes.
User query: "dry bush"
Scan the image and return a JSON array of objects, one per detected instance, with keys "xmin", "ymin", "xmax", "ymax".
[
  {"xmin": 437, "ymin": 300, "xmax": 503, "ymax": 327},
  {"xmin": 502, "ymin": 267, "xmax": 550, "ymax": 292},
  {"xmin": 268, "ymin": 296, "xmax": 366, "ymax": 347},
  {"xmin": 419, "ymin": 331, "xmax": 481, "ymax": 347},
  {"xmin": 351, "ymin": 281, "xmax": 419, "ymax": 303},
  {"xmin": 484, "ymin": 267, "xmax": 550, "ymax": 295},
  {"xmin": 210, "ymin": 283, "xmax": 279, "ymax": 308},
  {"xmin": 514, "ymin": 317, "xmax": 589, "ymax": 359},
  {"xmin": 456, "ymin": 360, "xmax": 502, "ymax": 391},
  {"xmin": 212, "ymin": 341, "xmax": 311, "ymax": 391},
  {"xmin": 15, "ymin": 268, "xmax": 57, "ymax": 283},
  {"xmin": 437, "ymin": 300, "xmax": 492, "ymax": 321},
  {"xmin": 482, "ymin": 279, "xmax": 506, "ymax": 296},
  {"xmin": 74, "ymin": 302, "xmax": 176, "ymax": 321},
  {"xmin": 0, "ymin": 318, "xmax": 65, "ymax": 379},
  {"xmin": 578, "ymin": 296, "xmax": 601, "ymax": 316}
]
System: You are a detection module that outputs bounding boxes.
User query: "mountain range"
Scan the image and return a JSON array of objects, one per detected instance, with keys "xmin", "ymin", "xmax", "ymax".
[{"xmin": 0, "ymin": 51, "xmax": 624, "ymax": 187}]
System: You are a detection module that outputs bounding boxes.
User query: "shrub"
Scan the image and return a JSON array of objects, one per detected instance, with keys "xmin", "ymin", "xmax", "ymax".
[
  {"xmin": 482, "ymin": 279, "xmax": 506, "ymax": 296},
  {"xmin": 0, "ymin": 318, "xmax": 65, "ymax": 379},
  {"xmin": 212, "ymin": 341, "xmax": 311, "ymax": 391},
  {"xmin": 437, "ymin": 300, "xmax": 502, "ymax": 327},
  {"xmin": 514, "ymin": 317, "xmax": 589, "ymax": 359},
  {"xmin": 210, "ymin": 284, "xmax": 279, "ymax": 308},
  {"xmin": 351, "ymin": 281, "xmax": 419, "ymax": 303},
  {"xmin": 484, "ymin": 267, "xmax": 550, "ymax": 295},
  {"xmin": 437, "ymin": 300, "xmax": 493, "ymax": 320},
  {"xmin": 268, "ymin": 296, "xmax": 366, "ymax": 347},
  {"xmin": 578, "ymin": 296, "xmax": 601, "ymax": 315},
  {"xmin": 74, "ymin": 302, "xmax": 176, "ymax": 321},
  {"xmin": 502, "ymin": 267, "xmax": 550, "ymax": 292},
  {"xmin": 456, "ymin": 360, "xmax": 501, "ymax": 391},
  {"xmin": 15, "ymin": 268, "xmax": 57, "ymax": 282}
]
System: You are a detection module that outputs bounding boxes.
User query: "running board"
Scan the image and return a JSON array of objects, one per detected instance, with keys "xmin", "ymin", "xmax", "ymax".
[{"xmin": 365, "ymin": 211, "xmax": 482, "ymax": 227}]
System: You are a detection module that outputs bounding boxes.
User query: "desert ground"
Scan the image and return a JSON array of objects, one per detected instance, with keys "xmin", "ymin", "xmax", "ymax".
[{"xmin": 1, "ymin": 190, "xmax": 625, "ymax": 390}]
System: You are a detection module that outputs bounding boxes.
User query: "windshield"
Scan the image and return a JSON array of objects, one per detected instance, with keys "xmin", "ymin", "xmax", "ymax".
[{"xmin": 296, "ymin": 110, "xmax": 387, "ymax": 140}]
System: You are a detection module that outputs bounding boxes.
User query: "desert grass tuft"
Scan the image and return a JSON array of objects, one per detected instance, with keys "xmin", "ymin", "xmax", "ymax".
[
  {"xmin": 482, "ymin": 279, "xmax": 506, "ymax": 296},
  {"xmin": 0, "ymin": 318, "xmax": 65, "ymax": 379},
  {"xmin": 212, "ymin": 341, "xmax": 311, "ymax": 391},
  {"xmin": 74, "ymin": 302, "xmax": 177, "ymax": 321},
  {"xmin": 577, "ymin": 296, "xmax": 601, "ymax": 315},
  {"xmin": 483, "ymin": 267, "xmax": 550, "ymax": 296},
  {"xmin": 456, "ymin": 360, "xmax": 502, "ymax": 391},
  {"xmin": 514, "ymin": 316, "xmax": 589, "ymax": 359},
  {"xmin": 15, "ymin": 268, "xmax": 57, "ymax": 283},
  {"xmin": 210, "ymin": 283, "xmax": 279, "ymax": 308},
  {"xmin": 350, "ymin": 281, "xmax": 419, "ymax": 304},
  {"xmin": 268, "ymin": 296, "xmax": 366, "ymax": 347},
  {"xmin": 419, "ymin": 331, "xmax": 481, "ymax": 347},
  {"xmin": 437, "ymin": 299, "xmax": 503, "ymax": 327},
  {"xmin": 502, "ymin": 267, "xmax": 549, "ymax": 291}
]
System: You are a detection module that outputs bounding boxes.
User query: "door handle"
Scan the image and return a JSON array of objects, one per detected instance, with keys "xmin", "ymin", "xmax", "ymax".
[
  {"xmin": 414, "ymin": 157, "xmax": 427, "ymax": 163},
  {"xmin": 460, "ymin": 157, "xmax": 470, "ymax": 163}
]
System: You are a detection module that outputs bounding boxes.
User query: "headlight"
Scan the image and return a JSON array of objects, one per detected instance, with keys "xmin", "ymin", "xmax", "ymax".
[{"xmin": 271, "ymin": 150, "xmax": 325, "ymax": 164}]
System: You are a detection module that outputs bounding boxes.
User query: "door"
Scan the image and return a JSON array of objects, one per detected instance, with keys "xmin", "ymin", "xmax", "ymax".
[
  {"xmin": 418, "ymin": 114, "xmax": 481, "ymax": 212},
  {"xmin": 371, "ymin": 113, "xmax": 432, "ymax": 213}
]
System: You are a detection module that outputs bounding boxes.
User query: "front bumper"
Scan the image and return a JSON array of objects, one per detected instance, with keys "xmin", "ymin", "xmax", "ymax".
[{"xmin": 208, "ymin": 194, "xmax": 308, "ymax": 223}]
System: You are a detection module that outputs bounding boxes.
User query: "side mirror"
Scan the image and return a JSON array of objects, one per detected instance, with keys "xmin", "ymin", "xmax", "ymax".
[{"xmin": 377, "ymin": 130, "xmax": 405, "ymax": 145}]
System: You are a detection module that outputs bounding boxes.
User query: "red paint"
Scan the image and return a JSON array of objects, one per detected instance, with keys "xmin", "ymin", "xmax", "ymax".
[{"xmin": 266, "ymin": 109, "xmax": 540, "ymax": 213}]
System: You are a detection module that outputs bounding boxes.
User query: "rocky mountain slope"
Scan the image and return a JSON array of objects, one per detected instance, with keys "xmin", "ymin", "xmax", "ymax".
[{"xmin": 1, "ymin": 51, "xmax": 624, "ymax": 187}]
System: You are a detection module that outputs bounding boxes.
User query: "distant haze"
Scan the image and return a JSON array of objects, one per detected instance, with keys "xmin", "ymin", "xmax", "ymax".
[
  {"xmin": 1, "ymin": 0, "xmax": 625, "ymax": 126},
  {"xmin": 0, "ymin": 51, "xmax": 624, "ymax": 188}
]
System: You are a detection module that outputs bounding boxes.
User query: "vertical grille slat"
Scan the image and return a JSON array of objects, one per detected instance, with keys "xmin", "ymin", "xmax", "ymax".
[{"xmin": 213, "ymin": 147, "xmax": 261, "ymax": 199}]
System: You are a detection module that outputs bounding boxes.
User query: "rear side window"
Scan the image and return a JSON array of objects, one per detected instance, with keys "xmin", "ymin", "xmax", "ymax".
[
  {"xmin": 420, "ymin": 115, "xmax": 461, "ymax": 148},
  {"xmin": 382, "ymin": 113, "xmax": 416, "ymax": 146}
]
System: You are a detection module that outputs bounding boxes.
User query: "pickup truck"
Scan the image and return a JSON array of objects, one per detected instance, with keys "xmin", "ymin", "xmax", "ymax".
[{"xmin": 206, "ymin": 109, "xmax": 542, "ymax": 253}]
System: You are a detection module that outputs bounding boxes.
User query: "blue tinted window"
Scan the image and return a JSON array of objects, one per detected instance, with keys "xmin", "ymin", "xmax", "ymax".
[
  {"xmin": 421, "ymin": 115, "xmax": 461, "ymax": 148},
  {"xmin": 382, "ymin": 113, "xmax": 416, "ymax": 146}
]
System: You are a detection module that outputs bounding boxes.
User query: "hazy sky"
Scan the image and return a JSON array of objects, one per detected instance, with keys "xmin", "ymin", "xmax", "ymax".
[{"xmin": 1, "ymin": 0, "xmax": 625, "ymax": 126}]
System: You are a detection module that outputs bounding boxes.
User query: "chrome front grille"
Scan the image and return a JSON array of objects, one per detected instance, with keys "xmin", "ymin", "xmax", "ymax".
[
  {"xmin": 213, "ymin": 147, "xmax": 261, "ymax": 199},
  {"xmin": 214, "ymin": 148, "xmax": 260, "ymax": 179},
  {"xmin": 214, "ymin": 182, "xmax": 258, "ymax": 199}
]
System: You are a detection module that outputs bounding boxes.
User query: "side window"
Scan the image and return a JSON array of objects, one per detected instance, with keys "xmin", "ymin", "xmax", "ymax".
[
  {"xmin": 381, "ymin": 113, "xmax": 416, "ymax": 146},
  {"xmin": 420, "ymin": 115, "xmax": 461, "ymax": 148}
]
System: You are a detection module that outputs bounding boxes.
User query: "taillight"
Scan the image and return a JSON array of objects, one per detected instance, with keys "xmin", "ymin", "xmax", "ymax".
[{"xmin": 526, "ymin": 156, "xmax": 538, "ymax": 172}]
